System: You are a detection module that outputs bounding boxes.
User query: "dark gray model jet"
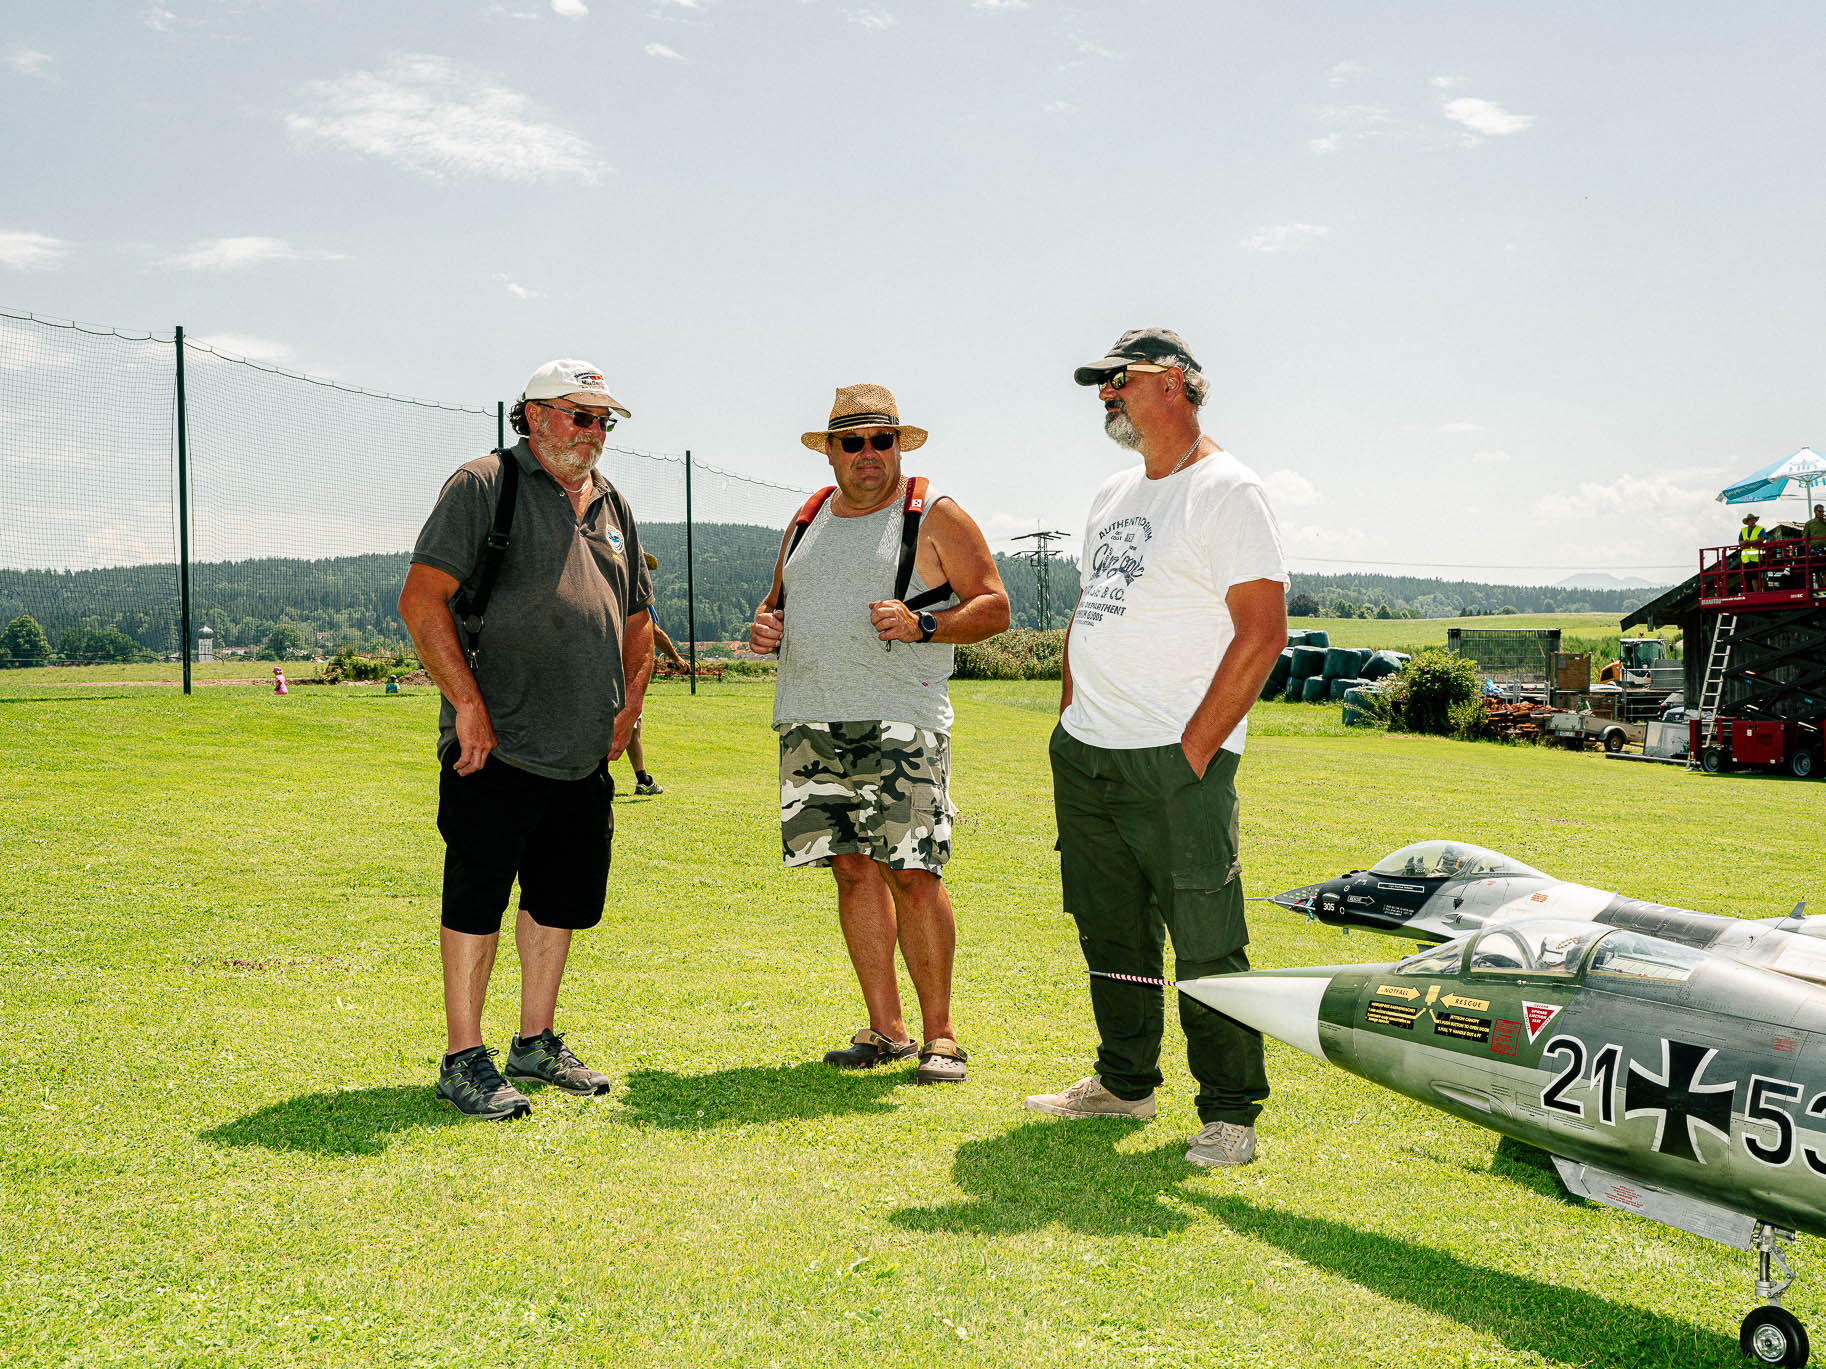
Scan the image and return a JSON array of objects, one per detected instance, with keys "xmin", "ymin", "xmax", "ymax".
[{"xmin": 1180, "ymin": 841, "xmax": 1826, "ymax": 1368}]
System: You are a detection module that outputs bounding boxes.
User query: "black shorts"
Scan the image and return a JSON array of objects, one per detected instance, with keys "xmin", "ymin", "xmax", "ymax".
[{"xmin": 436, "ymin": 754, "xmax": 614, "ymax": 935}]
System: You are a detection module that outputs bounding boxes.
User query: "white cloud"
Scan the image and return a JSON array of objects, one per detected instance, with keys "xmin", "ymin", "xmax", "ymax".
[
  {"xmin": 1310, "ymin": 103, "xmax": 1390, "ymax": 155},
  {"xmin": 1531, "ymin": 473, "xmax": 1721, "ymax": 566},
  {"xmin": 973, "ymin": 0, "xmax": 1030, "ymax": 9},
  {"xmin": 1328, "ymin": 61, "xmax": 1364, "ymax": 88},
  {"xmin": 193, "ymin": 333, "xmax": 295, "ymax": 363},
  {"xmin": 1042, "ymin": 100, "xmax": 1074, "ymax": 114},
  {"xmin": 645, "ymin": 42, "xmax": 684, "ymax": 59},
  {"xmin": 159, "ymin": 236, "xmax": 349, "ymax": 271},
  {"xmin": 7, "ymin": 47, "xmax": 54, "ymax": 79},
  {"xmin": 142, "ymin": 7, "xmax": 178, "ymax": 32},
  {"xmin": 660, "ymin": 0, "xmax": 699, "ymax": 6},
  {"xmin": 551, "ymin": 0, "xmax": 586, "ymax": 16},
  {"xmin": 1469, "ymin": 449, "xmax": 1511, "ymax": 465},
  {"xmin": 286, "ymin": 55, "xmax": 605, "ymax": 183},
  {"xmin": 1431, "ymin": 74, "xmax": 1463, "ymax": 90},
  {"xmin": 495, "ymin": 273, "xmax": 541, "ymax": 299},
  {"xmin": 1263, "ymin": 469, "xmax": 1321, "ymax": 507},
  {"xmin": 850, "ymin": 9, "xmax": 896, "ymax": 30},
  {"xmin": 0, "ymin": 231, "xmax": 70, "ymax": 270},
  {"xmin": 1239, "ymin": 223, "xmax": 1328, "ymax": 253},
  {"xmin": 1443, "ymin": 96, "xmax": 1535, "ymax": 138},
  {"xmin": 1440, "ymin": 421, "xmax": 1483, "ymax": 433}
]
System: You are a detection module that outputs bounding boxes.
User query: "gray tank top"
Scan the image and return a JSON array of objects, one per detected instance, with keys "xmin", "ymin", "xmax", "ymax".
[{"xmin": 772, "ymin": 489, "xmax": 957, "ymax": 733}]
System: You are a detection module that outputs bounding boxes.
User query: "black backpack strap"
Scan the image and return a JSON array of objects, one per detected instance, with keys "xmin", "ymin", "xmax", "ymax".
[
  {"xmin": 896, "ymin": 477, "xmax": 952, "ymax": 610},
  {"xmin": 775, "ymin": 485, "xmax": 837, "ymax": 614},
  {"xmin": 452, "ymin": 449, "xmax": 520, "ymax": 669}
]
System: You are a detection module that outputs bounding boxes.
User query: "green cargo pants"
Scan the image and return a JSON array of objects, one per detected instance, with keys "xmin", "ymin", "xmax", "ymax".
[{"xmin": 1049, "ymin": 722, "xmax": 1268, "ymax": 1126}]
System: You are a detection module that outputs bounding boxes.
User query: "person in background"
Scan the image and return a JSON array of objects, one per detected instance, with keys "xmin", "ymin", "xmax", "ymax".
[{"xmin": 625, "ymin": 550, "xmax": 688, "ymax": 796}]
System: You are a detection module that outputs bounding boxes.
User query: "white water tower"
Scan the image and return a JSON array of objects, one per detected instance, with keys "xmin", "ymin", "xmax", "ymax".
[{"xmin": 197, "ymin": 625, "xmax": 214, "ymax": 663}]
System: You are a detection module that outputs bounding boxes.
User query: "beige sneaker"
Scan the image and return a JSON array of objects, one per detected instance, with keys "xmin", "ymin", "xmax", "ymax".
[
  {"xmin": 1185, "ymin": 1120, "xmax": 1257, "ymax": 1167},
  {"xmin": 1024, "ymin": 1074, "xmax": 1157, "ymax": 1120}
]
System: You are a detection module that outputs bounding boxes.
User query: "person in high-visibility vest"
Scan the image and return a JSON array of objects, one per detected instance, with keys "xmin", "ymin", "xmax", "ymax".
[
  {"xmin": 1740, "ymin": 512, "xmax": 1765, "ymax": 562},
  {"xmin": 1737, "ymin": 512, "xmax": 1765, "ymax": 594}
]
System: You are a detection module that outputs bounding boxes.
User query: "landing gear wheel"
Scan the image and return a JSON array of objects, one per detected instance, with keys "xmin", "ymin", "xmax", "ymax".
[
  {"xmin": 1703, "ymin": 747, "xmax": 1729, "ymax": 774},
  {"xmin": 1740, "ymin": 1305, "xmax": 1809, "ymax": 1366},
  {"xmin": 1789, "ymin": 749, "xmax": 1818, "ymax": 779}
]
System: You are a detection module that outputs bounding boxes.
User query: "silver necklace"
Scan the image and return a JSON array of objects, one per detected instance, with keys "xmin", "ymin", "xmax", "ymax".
[{"xmin": 1167, "ymin": 435, "xmax": 1202, "ymax": 476}]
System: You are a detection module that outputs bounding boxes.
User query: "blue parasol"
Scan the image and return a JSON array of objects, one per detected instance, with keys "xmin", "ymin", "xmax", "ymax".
[{"xmin": 1717, "ymin": 447, "xmax": 1826, "ymax": 505}]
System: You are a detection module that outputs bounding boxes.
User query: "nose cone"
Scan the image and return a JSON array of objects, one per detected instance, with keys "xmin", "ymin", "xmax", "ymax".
[{"xmin": 1177, "ymin": 971, "xmax": 1339, "ymax": 1063}]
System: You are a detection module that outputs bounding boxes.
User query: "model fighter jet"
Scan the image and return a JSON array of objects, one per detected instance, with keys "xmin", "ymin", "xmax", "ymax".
[{"xmin": 1180, "ymin": 841, "xmax": 1826, "ymax": 1368}]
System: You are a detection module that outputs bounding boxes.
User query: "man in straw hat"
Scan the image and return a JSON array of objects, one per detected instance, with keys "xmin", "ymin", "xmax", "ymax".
[
  {"xmin": 1025, "ymin": 328, "xmax": 1287, "ymax": 1168},
  {"xmin": 749, "ymin": 384, "xmax": 1009, "ymax": 1084},
  {"xmin": 400, "ymin": 358, "xmax": 653, "ymax": 1120}
]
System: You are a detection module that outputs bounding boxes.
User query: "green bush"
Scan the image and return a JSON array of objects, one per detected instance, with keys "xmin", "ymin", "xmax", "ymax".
[
  {"xmin": 721, "ymin": 657, "xmax": 779, "ymax": 679},
  {"xmin": 953, "ymin": 628, "xmax": 1066, "ymax": 681},
  {"xmin": 318, "ymin": 646, "xmax": 408, "ymax": 683},
  {"xmin": 1384, "ymin": 646, "xmax": 1480, "ymax": 736}
]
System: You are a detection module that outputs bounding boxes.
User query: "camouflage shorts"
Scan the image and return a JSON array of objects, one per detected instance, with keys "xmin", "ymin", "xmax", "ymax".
[{"xmin": 777, "ymin": 721, "xmax": 954, "ymax": 872}]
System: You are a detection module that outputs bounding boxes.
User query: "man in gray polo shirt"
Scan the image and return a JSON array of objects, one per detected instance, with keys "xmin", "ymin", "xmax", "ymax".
[{"xmin": 400, "ymin": 358, "xmax": 654, "ymax": 1120}]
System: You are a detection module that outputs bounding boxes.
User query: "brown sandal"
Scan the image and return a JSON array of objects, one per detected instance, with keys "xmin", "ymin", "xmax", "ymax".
[{"xmin": 915, "ymin": 1038, "xmax": 969, "ymax": 1085}]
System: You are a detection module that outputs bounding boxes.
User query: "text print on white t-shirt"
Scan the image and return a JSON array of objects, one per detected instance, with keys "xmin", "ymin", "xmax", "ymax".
[{"xmin": 1077, "ymin": 515, "xmax": 1152, "ymax": 625}]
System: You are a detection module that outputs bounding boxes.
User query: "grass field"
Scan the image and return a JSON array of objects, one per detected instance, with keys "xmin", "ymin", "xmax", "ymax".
[{"xmin": 4, "ymin": 676, "xmax": 1818, "ymax": 1367}]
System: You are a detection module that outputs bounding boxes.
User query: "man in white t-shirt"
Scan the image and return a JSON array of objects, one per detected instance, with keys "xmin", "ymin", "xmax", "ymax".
[{"xmin": 1025, "ymin": 328, "xmax": 1289, "ymax": 1168}]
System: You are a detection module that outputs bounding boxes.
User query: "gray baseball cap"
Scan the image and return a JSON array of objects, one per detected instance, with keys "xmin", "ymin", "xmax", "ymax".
[{"xmin": 1073, "ymin": 327, "xmax": 1201, "ymax": 386}]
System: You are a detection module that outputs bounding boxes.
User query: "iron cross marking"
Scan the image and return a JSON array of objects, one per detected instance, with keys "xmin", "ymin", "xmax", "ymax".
[{"xmin": 1623, "ymin": 1039, "xmax": 1736, "ymax": 1163}]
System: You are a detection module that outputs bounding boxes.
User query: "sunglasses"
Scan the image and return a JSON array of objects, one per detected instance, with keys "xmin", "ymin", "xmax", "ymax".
[
  {"xmin": 535, "ymin": 400, "xmax": 617, "ymax": 432},
  {"xmin": 837, "ymin": 432, "xmax": 897, "ymax": 453},
  {"xmin": 1106, "ymin": 363, "xmax": 1171, "ymax": 391}
]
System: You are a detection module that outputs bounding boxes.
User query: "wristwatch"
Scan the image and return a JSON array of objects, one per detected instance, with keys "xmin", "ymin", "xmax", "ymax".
[{"xmin": 915, "ymin": 611, "xmax": 938, "ymax": 643}]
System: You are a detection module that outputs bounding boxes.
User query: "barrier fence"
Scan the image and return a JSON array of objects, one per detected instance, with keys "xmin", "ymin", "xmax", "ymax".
[{"xmin": 0, "ymin": 309, "xmax": 813, "ymax": 690}]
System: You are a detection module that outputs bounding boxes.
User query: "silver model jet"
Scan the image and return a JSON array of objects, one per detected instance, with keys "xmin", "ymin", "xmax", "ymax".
[{"xmin": 1180, "ymin": 841, "xmax": 1826, "ymax": 1368}]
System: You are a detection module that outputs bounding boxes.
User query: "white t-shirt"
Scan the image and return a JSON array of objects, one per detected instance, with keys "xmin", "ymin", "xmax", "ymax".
[{"xmin": 1061, "ymin": 448, "xmax": 1288, "ymax": 754}]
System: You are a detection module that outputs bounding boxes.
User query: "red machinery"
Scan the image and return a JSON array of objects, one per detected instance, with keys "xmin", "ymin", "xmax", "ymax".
[{"xmin": 1691, "ymin": 715, "xmax": 1824, "ymax": 778}]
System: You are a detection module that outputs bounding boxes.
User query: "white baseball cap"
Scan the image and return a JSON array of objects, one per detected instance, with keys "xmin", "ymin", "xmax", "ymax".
[{"xmin": 521, "ymin": 358, "xmax": 630, "ymax": 418}]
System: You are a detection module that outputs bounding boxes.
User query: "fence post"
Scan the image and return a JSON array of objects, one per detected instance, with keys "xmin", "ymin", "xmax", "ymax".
[
  {"xmin": 684, "ymin": 450, "xmax": 697, "ymax": 696},
  {"xmin": 496, "ymin": 400, "xmax": 505, "ymax": 451},
  {"xmin": 175, "ymin": 325, "xmax": 192, "ymax": 697}
]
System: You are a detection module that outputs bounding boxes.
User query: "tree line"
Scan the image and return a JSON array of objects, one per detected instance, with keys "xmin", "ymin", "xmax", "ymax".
[{"xmin": 0, "ymin": 530, "xmax": 1663, "ymax": 666}]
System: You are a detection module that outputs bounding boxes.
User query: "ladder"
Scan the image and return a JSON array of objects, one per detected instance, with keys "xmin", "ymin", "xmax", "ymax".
[{"xmin": 1694, "ymin": 612, "xmax": 1737, "ymax": 762}]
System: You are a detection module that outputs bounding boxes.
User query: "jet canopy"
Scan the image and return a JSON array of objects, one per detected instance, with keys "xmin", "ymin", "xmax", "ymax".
[
  {"xmin": 1394, "ymin": 918, "xmax": 1707, "ymax": 984},
  {"xmin": 1368, "ymin": 841, "xmax": 1546, "ymax": 881}
]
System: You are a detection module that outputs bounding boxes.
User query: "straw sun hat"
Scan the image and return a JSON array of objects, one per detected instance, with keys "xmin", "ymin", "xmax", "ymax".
[{"xmin": 799, "ymin": 383, "xmax": 927, "ymax": 453}]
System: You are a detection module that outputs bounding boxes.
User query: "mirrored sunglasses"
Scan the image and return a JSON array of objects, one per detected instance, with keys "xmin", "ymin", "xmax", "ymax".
[{"xmin": 1107, "ymin": 363, "xmax": 1171, "ymax": 391}]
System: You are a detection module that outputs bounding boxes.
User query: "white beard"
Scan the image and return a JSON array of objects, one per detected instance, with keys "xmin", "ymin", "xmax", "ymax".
[{"xmin": 1104, "ymin": 409, "xmax": 1143, "ymax": 451}]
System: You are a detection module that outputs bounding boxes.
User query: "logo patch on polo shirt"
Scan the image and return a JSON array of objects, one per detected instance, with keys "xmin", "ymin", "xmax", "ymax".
[{"xmin": 606, "ymin": 528, "xmax": 624, "ymax": 555}]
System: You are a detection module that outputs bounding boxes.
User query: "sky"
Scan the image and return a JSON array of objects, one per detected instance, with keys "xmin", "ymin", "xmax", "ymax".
[{"xmin": 4, "ymin": 1, "xmax": 1824, "ymax": 585}]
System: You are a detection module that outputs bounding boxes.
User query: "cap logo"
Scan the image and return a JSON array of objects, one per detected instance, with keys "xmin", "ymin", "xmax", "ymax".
[{"xmin": 574, "ymin": 371, "xmax": 605, "ymax": 387}]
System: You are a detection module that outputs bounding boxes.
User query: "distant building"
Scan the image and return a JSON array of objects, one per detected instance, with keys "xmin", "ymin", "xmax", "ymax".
[{"xmin": 197, "ymin": 625, "xmax": 214, "ymax": 663}]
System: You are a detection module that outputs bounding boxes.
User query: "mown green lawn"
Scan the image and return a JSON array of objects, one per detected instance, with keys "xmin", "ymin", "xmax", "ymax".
[{"xmin": 3, "ymin": 677, "xmax": 1817, "ymax": 1367}]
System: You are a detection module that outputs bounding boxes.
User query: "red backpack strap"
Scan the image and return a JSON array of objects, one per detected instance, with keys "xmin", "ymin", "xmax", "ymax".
[
  {"xmin": 775, "ymin": 485, "xmax": 837, "ymax": 612},
  {"xmin": 896, "ymin": 477, "xmax": 953, "ymax": 610}
]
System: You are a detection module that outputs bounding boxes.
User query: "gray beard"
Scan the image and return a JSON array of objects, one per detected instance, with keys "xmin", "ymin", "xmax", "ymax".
[{"xmin": 1104, "ymin": 409, "xmax": 1143, "ymax": 451}]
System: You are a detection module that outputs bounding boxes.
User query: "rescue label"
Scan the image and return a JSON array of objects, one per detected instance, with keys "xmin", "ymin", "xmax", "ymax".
[
  {"xmin": 1440, "ymin": 993, "xmax": 1490, "ymax": 1012},
  {"xmin": 1367, "ymin": 1002, "xmax": 1418, "ymax": 1029},
  {"xmin": 1433, "ymin": 1012, "xmax": 1493, "ymax": 1044}
]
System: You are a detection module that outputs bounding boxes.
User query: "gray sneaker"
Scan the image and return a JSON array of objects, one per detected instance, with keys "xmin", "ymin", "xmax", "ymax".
[
  {"xmin": 1186, "ymin": 1120, "xmax": 1257, "ymax": 1167},
  {"xmin": 1023, "ymin": 1074, "xmax": 1157, "ymax": 1120},
  {"xmin": 437, "ymin": 1046, "xmax": 532, "ymax": 1120},
  {"xmin": 505, "ymin": 1029, "xmax": 612, "ymax": 1096}
]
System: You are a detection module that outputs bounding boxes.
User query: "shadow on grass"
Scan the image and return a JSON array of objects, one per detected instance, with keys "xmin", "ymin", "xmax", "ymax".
[
  {"xmin": 619, "ymin": 1062, "xmax": 908, "ymax": 1129},
  {"xmin": 202, "ymin": 1085, "xmax": 463, "ymax": 1157},
  {"xmin": 891, "ymin": 1118, "xmax": 1196, "ymax": 1236},
  {"xmin": 0, "ymin": 693, "xmax": 142, "ymax": 704},
  {"xmin": 1197, "ymin": 1196, "xmax": 1738, "ymax": 1368}
]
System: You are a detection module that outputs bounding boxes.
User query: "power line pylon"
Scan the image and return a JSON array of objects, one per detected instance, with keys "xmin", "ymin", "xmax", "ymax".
[{"xmin": 1011, "ymin": 530, "xmax": 1070, "ymax": 629}]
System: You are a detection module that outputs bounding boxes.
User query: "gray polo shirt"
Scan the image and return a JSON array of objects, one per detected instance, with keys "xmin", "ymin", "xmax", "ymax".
[{"xmin": 411, "ymin": 439, "xmax": 653, "ymax": 781}]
